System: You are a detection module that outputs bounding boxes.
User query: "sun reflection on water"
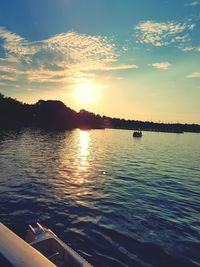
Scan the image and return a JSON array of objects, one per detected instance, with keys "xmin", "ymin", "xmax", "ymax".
[
  {"xmin": 52, "ymin": 130, "xmax": 94, "ymax": 206},
  {"xmin": 74, "ymin": 130, "xmax": 90, "ymax": 185},
  {"xmin": 79, "ymin": 130, "xmax": 90, "ymax": 158}
]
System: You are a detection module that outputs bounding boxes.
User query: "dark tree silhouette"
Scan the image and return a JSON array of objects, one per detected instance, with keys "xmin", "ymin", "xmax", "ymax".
[{"xmin": 0, "ymin": 93, "xmax": 200, "ymax": 132}]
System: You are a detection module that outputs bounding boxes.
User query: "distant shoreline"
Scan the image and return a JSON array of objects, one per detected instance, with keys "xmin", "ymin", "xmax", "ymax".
[{"xmin": 1, "ymin": 93, "xmax": 200, "ymax": 133}]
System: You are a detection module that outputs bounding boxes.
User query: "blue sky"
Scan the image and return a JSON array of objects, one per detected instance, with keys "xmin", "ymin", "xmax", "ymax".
[{"xmin": 0, "ymin": 0, "xmax": 200, "ymax": 123}]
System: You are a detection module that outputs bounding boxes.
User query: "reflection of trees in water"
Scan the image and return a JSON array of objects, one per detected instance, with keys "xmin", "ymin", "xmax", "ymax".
[
  {"xmin": 0, "ymin": 129, "xmax": 74, "ymax": 200},
  {"xmin": 0, "ymin": 129, "xmax": 23, "ymax": 144}
]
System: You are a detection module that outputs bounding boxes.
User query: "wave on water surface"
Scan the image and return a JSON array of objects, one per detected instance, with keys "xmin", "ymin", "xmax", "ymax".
[{"xmin": 0, "ymin": 129, "xmax": 200, "ymax": 266}]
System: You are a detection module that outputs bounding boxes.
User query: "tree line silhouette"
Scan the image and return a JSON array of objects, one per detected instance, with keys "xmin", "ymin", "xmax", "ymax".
[{"xmin": 1, "ymin": 93, "xmax": 200, "ymax": 133}]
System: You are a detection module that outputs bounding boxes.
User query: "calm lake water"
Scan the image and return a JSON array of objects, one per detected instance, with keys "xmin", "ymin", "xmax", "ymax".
[{"xmin": 0, "ymin": 128, "xmax": 200, "ymax": 267}]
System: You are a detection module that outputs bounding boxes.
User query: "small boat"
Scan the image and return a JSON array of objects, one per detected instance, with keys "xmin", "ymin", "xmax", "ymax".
[
  {"xmin": 133, "ymin": 131, "xmax": 142, "ymax": 137},
  {"xmin": 0, "ymin": 222, "xmax": 92, "ymax": 267}
]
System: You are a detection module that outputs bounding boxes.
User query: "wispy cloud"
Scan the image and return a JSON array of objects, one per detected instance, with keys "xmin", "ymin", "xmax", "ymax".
[
  {"xmin": 0, "ymin": 27, "xmax": 38, "ymax": 61},
  {"xmin": 185, "ymin": 1, "xmax": 199, "ymax": 7},
  {"xmin": 0, "ymin": 64, "xmax": 24, "ymax": 74},
  {"xmin": 181, "ymin": 46, "xmax": 194, "ymax": 51},
  {"xmin": 181, "ymin": 45, "xmax": 200, "ymax": 53},
  {"xmin": 187, "ymin": 71, "xmax": 200, "ymax": 78},
  {"xmin": 0, "ymin": 74, "xmax": 17, "ymax": 81},
  {"xmin": 149, "ymin": 62, "xmax": 171, "ymax": 70},
  {"xmin": 0, "ymin": 27, "xmax": 136, "ymax": 88},
  {"xmin": 135, "ymin": 20, "xmax": 195, "ymax": 48},
  {"xmin": 102, "ymin": 64, "xmax": 138, "ymax": 71}
]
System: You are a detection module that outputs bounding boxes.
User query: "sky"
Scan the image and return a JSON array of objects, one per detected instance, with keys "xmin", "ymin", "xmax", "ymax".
[{"xmin": 0, "ymin": 0, "xmax": 200, "ymax": 124}]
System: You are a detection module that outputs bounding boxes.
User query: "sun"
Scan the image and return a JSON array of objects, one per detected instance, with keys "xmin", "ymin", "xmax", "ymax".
[{"xmin": 74, "ymin": 80, "xmax": 102, "ymax": 106}]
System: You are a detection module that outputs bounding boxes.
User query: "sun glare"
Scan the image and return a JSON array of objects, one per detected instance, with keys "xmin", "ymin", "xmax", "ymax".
[{"xmin": 74, "ymin": 80, "xmax": 102, "ymax": 106}]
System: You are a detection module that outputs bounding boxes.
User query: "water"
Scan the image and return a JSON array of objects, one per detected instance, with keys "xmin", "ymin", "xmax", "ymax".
[{"xmin": 0, "ymin": 128, "xmax": 200, "ymax": 267}]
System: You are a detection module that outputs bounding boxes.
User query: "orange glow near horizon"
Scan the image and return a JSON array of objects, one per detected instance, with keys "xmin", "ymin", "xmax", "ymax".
[{"xmin": 73, "ymin": 80, "xmax": 102, "ymax": 107}]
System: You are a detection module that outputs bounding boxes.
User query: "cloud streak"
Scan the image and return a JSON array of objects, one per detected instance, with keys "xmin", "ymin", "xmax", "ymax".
[
  {"xmin": 149, "ymin": 62, "xmax": 171, "ymax": 70},
  {"xmin": 102, "ymin": 64, "xmax": 138, "ymax": 71},
  {"xmin": 185, "ymin": 1, "xmax": 199, "ymax": 7},
  {"xmin": 187, "ymin": 71, "xmax": 200, "ymax": 78}
]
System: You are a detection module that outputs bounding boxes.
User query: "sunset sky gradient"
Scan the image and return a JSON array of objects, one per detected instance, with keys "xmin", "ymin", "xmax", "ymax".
[{"xmin": 0, "ymin": 0, "xmax": 200, "ymax": 123}]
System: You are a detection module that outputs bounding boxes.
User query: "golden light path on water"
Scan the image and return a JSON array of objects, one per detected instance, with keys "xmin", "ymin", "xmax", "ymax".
[
  {"xmin": 54, "ymin": 130, "xmax": 94, "ymax": 207},
  {"xmin": 75, "ymin": 130, "xmax": 90, "ymax": 185},
  {"xmin": 70, "ymin": 130, "xmax": 99, "ymax": 209},
  {"xmin": 50, "ymin": 129, "xmax": 108, "ymax": 211}
]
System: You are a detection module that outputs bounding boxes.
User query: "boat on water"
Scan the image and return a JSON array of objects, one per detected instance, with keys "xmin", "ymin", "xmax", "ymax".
[
  {"xmin": 0, "ymin": 222, "xmax": 92, "ymax": 267},
  {"xmin": 133, "ymin": 131, "xmax": 142, "ymax": 137}
]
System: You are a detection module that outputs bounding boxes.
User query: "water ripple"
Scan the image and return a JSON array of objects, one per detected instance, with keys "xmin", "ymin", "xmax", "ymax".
[{"xmin": 0, "ymin": 129, "xmax": 200, "ymax": 266}]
